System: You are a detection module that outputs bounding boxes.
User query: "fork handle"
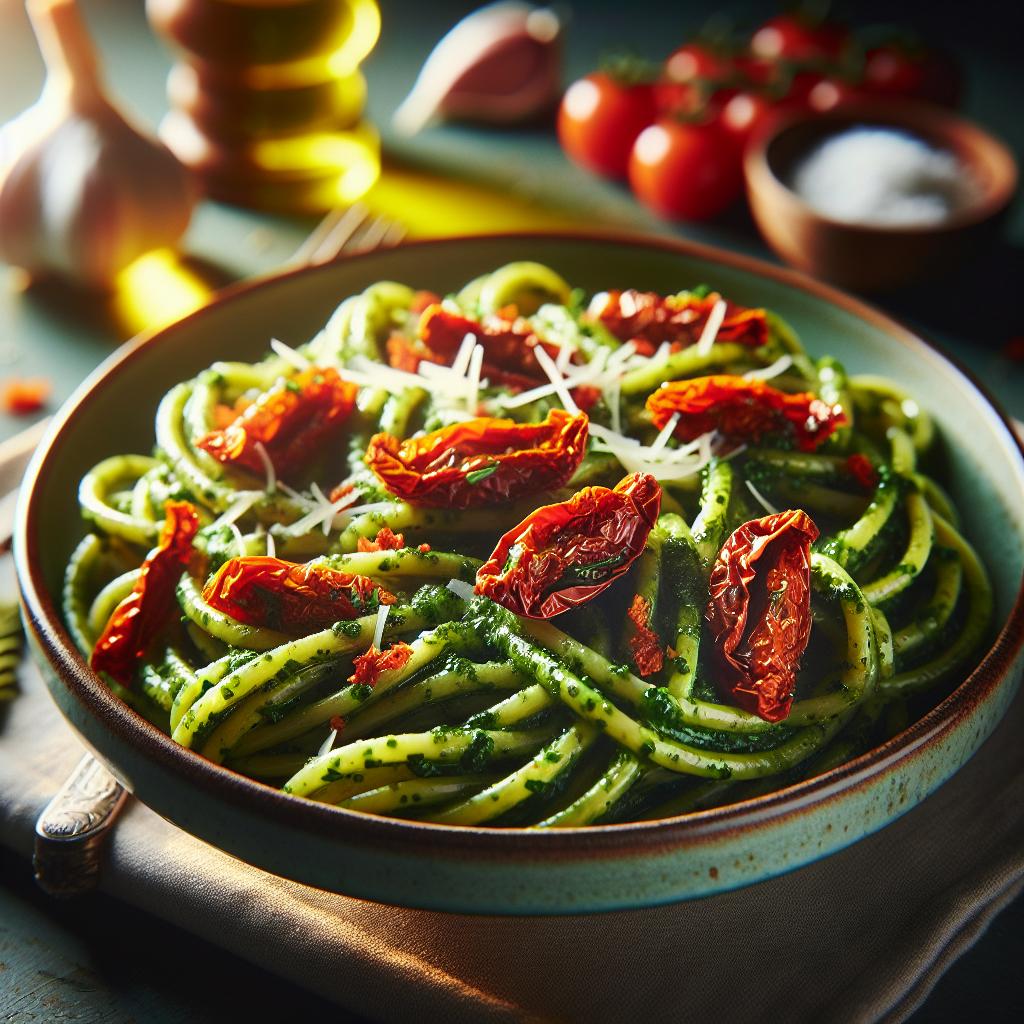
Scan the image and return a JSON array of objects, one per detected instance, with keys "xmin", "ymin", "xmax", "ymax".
[{"xmin": 33, "ymin": 753, "xmax": 128, "ymax": 898}]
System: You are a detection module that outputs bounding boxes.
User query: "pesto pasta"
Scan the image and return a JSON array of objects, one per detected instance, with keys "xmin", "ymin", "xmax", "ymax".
[{"xmin": 65, "ymin": 261, "xmax": 992, "ymax": 826}]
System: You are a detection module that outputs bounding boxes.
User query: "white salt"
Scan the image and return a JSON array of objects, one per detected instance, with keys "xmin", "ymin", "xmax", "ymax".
[{"xmin": 790, "ymin": 127, "xmax": 977, "ymax": 228}]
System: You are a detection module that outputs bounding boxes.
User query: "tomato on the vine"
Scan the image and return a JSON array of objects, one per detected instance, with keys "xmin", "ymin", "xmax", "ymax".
[
  {"xmin": 628, "ymin": 119, "xmax": 743, "ymax": 221},
  {"xmin": 749, "ymin": 14, "xmax": 849, "ymax": 64},
  {"xmin": 861, "ymin": 44, "xmax": 960, "ymax": 107},
  {"xmin": 716, "ymin": 90, "xmax": 776, "ymax": 152},
  {"xmin": 558, "ymin": 73, "xmax": 657, "ymax": 179},
  {"xmin": 664, "ymin": 42, "xmax": 736, "ymax": 85}
]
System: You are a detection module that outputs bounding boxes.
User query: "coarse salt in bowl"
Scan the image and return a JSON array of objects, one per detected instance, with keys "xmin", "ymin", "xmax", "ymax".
[{"xmin": 744, "ymin": 101, "xmax": 1018, "ymax": 291}]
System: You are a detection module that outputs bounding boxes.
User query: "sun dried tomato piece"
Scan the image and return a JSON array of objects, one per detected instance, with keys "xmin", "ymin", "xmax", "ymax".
[
  {"xmin": 587, "ymin": 289, "xmax": 769, "ymax": 352},
  {"xmin": 647, "ymin": 375, "xmax": 845, "ymax": 452},
  {"xmin": 387, "ymin": 304, "xmax": 594, "ymax": 400},
  {"xmin": 366, "ymin": 409, "xmax": 589, "ymax": 509},
  {"xmin": 705, "ymin": 510, "xmax": 819, "ymax": 723},
  {"xmin": 627, "ymin": 593, "xmax": 663, "ymax": 677},
  {"xmin": 348, "ymin": 641, "xmax": 413, "ymax": 687},
  {"xmin": 202, "ymin": 556, "xmax": 395, "ymax": 633},
  {"xmin": 845, "ymin": 454, "xmax": 878, "ymax": 490},
  {"xmin": 90, "ymin": 502, "xmax": 201, "ymax": 685},
  {"xmin": 2, "ymin": 377, "xmax": 50, "ymax": 415},
  {"xmin": 476, "ymin": 472, "xmax": 662, "ymax": 618},
  {"xmin": 357, "ymin": 528, "xmax": 407, "ymax": 552},
  {"xmin": 197, "ymin": 367, "xmax": 357, "ymax": 479}
]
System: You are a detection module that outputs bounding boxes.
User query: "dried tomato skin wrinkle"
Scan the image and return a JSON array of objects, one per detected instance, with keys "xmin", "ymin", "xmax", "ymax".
[
  {"xmin": 90, "ymin": 501, "xmax": 201, "ymax": 685},
  {"xmin": 476, "ymin": 472, "xmax": 662, "ymax": 619},
  {"xmin": 705, "ymin": 509, "xmax": 820, "ymax": 723},
  {"xmin": 197, "ymin": 366, "xmax": 357, "ymax": 476},
  {"xmin": 202, "ymin": 557, "xmax": 395, "ymax": 633},
  {"xmin": 647, "ymin": 375, "xmax": 846, "ymax": 452},
  {"xmin": 588, "ymin": 290, "xmax": 769, "ymax": 352},
  {"xmin": 365, "ymin": 409, "xmax": 589, "ymax": 510}
]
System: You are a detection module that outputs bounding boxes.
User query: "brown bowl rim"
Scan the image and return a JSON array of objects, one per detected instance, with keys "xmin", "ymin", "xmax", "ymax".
[
  {"xmin": 15, "ymin": 229, "xmax": 1024, "ymax": 860},
  {"xmin": 744, "ymin": 99, "xmax": 1019, "ymax": 237}
]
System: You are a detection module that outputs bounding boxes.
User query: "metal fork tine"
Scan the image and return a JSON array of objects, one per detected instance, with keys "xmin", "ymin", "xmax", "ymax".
[
  {"xmin": 381, "ymin": 220, "xmax": 408, "ymax": 247},
  {"xmin": 348, "ymin": 213, "xmax": 396, "ymax": 254},
  {"xmin": 287, "ymin": 205, "xmax": 355, "ymax": 266},
  {"xmin": 305, "ymin": 203, "xmax": 374, "ymax": 265}
]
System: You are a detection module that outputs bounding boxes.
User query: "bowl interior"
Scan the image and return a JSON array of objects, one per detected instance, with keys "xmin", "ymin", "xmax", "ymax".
[
  {"xmin": 762, "ymin": 103, "xmax": 1018, "ymax": 229},
  {"xmin": 29, "ymin": 234, "xmax": 1024, "ymax": 623},
  {"xmin": 15, "ymin": 233, "xmax": 1024, "ymax": 912}
]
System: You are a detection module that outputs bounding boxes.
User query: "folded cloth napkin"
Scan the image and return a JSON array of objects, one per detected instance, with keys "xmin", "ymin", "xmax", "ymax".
[{"xmin": 2, "ymin": 581, "xmax": 1022, "ymax": 1024}]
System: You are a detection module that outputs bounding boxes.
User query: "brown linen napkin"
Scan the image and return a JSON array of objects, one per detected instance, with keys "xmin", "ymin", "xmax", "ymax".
[{"xmin": 2, "ymin": 612, "xmax": 1022, "ymax": 1024}]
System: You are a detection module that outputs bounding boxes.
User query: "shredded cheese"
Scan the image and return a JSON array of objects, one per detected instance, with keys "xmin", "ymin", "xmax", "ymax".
[
  {"xmin": 212, "ymin": 490, "xmax": 263, "ymax": 529},
  {"xmin": 746, "ymin": 479, "xmax": 780, "ymax": 515},
  {"xmin": 317, "ymin": 728, "xmax": 338, "ymax": 758},
  {"xmin": 270, "ymin": 337, "xmax": 313, "ymax": 370},
  {"xmin": 446, "ymin": 578, "xmax": 476, "ymax": 601},
  {"xmin": 745, "ymin": 355, "xmax": 793, "ymax": 381},
  {"xmin": 227, "ymin": 522, "xmax": 246, "ymax": 556},
  {"xmin": 372, "ymin": 603, "xmax": 390, "ymax": 648},
  {"xmin": 695, "ymin": 299, "xmax": 728, "ymax": 357},
  {"xmin": 253, "ymin": 441, "xmax": 276, "ymax": 493},
  {"xmin": 532, "ymin": 344, "xmax": 580, "ymax": 414}
]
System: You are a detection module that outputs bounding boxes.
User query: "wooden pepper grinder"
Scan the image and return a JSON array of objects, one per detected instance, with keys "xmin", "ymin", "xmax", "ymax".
[{"xmin": 147, "ymin": 0, "xmax": 381, "ymax": 212}]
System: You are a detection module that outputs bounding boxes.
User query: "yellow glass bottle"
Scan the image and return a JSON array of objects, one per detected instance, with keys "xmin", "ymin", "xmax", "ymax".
[{"xmin": 148, "ymin": 0, "xmax": 381, "ymax": 212}]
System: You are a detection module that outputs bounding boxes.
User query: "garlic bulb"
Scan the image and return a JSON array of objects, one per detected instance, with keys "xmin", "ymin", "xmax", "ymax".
[
  {"xmin": 392, "ymin": 2, "xmax": 563, "ymax": 136},
  {"xmin": 0, "ymin": 0, "xmax": 195, "ymax": 286}
]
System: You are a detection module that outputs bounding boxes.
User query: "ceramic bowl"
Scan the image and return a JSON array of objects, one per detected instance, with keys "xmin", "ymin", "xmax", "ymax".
[
  {"xmin": 15, "ymin": 233, "xmax": 1024, "ymax": 914},
  {"xmin": 744, "ymin": 101, "xmax": 1018, "ymax": 291}
]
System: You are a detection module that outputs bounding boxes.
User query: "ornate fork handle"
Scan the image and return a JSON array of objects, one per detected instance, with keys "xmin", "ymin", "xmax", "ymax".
[{"xmin": 33, "ymin": 754, "xmax": 128, "ymax": 897}]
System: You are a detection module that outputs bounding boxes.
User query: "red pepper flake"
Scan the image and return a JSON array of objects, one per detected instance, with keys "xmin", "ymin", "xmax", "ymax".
[
  {"xmin": 329, "ymin": 715, "xmax": 346, "ymax": 733},
  {"xmin": 647, "ymin": 375, "xmax": 846, "ymax": 452},
  {"xmin": 366, "ymin": 409, "xmax": 589, "ymax": 509},
  {"xmin": 357, "ymin": 527, "xmax": 406, "ymax": 552},
  {"xmin": 91, "ymin": 502, "xmax": 201, "ymax": 685},
  {"xmin": 2, "ymin": 377, "xmax": 50, "ymax": 415},
  {"xmin": 202, "ymin": 556, "xmax": 395, "ymax": 633},
  {"xmin": 348, "ymin": 641, "xmax": 414, "ymax": 688},
  {"xmin": 705, "ymin": 510, "xmax": 819, "ymax": 723},
  {"xmin": 627, "ymin": 594, "xmax": 663, "ymax": 677},
  {"xmin": 418, "ymin": 543, "xmax": 432, "ymax": 554},
  {"xmin": 328, "ymin": 482, "xmax": 356, "ymax": 504},
  {"xmin": 588, "ymin": 290, "xmax": 769, "ymax": 351},
  {"xmin": 844, "ymin": 454, "xmax": 878, "ymax": 490},
  {"xmin": 476, "ymin": 472, "xmax": 662, "ymax": 619},
  {"xmin": 197, "ymin": 366, "xmax": 357, "ymax": 479}
]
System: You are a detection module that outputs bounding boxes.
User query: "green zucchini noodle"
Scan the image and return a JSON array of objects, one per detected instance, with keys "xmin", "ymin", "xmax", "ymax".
[{"xmin": 66, "ymin": 262, "xmax": 993, "ymax": 826}]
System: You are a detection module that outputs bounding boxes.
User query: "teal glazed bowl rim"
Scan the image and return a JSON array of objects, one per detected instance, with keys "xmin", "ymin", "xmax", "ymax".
[{"xmin": 14, "ymin": 231, "xmax": 1024, "ymax": 914}]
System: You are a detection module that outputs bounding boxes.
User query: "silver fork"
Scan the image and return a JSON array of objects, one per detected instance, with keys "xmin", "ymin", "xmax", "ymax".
[{"xmin": 30, "ymin": 204, "xmax": 405, "ymax": 897}]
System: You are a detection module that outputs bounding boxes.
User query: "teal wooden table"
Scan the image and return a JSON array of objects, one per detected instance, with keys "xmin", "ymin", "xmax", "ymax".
[{"xmin": 1, "ymin": 1, "xmax": 1021, "ymax": 1021}]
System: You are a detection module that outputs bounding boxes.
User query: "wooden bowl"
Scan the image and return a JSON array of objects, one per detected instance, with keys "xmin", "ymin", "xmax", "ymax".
[{"xmin": 744, "ymin": 101, "xmax": 1018, "ymax": 292}]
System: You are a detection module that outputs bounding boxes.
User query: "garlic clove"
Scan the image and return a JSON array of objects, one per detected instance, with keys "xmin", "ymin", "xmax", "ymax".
[
  {"xmin": 0, "ymin": 0, "xmax": 196, "ymax": 287},
  {"xmin": 392, "ymin": 2, "xmax": 563, "ymax": 136}
]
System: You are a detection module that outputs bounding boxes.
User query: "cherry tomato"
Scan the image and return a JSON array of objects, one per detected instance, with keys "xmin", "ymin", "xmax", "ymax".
[
  {"xmin": 558, "ymin": 73, "xmax": 657, "ymax": 179},
  {"xmin": 716, "ymin": 90, "xmax": 777, "ymax": 153},
  {"xmin": 772, "ymin": 71, "xmax": 867, "ymax": 115},
  {"xmin": 664, "ymin": 42, "xmax": 735, "ymax": 85},
  {"xmin": 628, "ymin": 120, "xmax": 743, "ymax": 221},
  {"xmin": 861, "ymin": 45, "xmax": 960, "ymax": 107},
  {"xmin": 749, "ymin": 14, "xmax": 849, "ymax": 65}
]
